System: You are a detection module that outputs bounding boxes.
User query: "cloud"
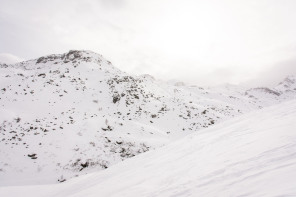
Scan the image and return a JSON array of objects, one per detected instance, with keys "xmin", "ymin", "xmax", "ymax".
[
  {"xmin": 0, "ymin": 53, "xmax": 24, "ymax": 64},
  {"xmin": 99, "ymin": 0, "xmax": 126, "ymax": 9},
  {"xmin": 1, "ymin": 0, "xmax": 296, "ymax": 86},
  {"xmin": 243, "ymin": 57, "xmax": 296, "ymax": 87}
]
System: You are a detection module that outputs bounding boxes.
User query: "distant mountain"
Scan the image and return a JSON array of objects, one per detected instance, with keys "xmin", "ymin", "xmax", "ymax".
[
  {"xmin": 0, "ymin": 50, "xmax": 295, "ymax": 185},
  {"xmin": 244, "ymin": 75, "xmax": 296, "ymax": 107},
  {"xmin": 275, "ymin": 75, "xmax": 296, "ymax": 93}
]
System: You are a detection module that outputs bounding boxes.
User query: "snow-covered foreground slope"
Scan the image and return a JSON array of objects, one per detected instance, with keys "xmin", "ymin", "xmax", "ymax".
[
  {"xmin": 1, "ymin": 100, "xmax": 295, "ymax": 197},
  {"xmin": 1, "ymin": 50, "xmax": 296, "ymax": 185}
]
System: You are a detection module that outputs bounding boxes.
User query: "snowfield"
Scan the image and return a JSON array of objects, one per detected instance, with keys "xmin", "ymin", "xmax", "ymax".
[{"xmin": 1, "ymin": 100, "xmax": 296, "ymax": 197}]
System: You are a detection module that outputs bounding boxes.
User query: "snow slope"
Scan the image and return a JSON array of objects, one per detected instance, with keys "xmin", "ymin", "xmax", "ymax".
[
  {"xmin": 1, "ymin": 99, "xmax": 295, "ymax": 197},
  {"xmin": 1, "ymin": 50, "xmax": 296, "ymax": 185}
]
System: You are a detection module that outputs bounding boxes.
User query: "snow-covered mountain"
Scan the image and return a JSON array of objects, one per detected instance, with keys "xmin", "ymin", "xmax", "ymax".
[{"xmin": 0, "ymin": 50, "xmax": 295, "ymax": 185}]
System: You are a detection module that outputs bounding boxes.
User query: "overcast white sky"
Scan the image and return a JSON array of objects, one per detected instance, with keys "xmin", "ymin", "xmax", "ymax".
[{"xmin": 1, "ymin": 0, "xmax": 296, "ymax": 86}]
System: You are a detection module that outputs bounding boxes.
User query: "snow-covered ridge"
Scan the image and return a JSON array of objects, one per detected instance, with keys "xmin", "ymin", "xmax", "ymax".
[
  {"xmin": 245, "ymin": 75, "xmax": 296, "ymax": 97},
  {"xmin": 275, "ymin": 75, "xmax": 296, "ymax": 92},
  {"xmin": 12, "ymin": 50, "xmax": 118, "ymax": 72},
  {"xmin": 0, "ymin": 50, "xmax": 296, "ymax": 186}
]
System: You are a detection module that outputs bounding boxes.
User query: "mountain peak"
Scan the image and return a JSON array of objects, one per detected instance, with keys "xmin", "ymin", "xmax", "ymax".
[
  {"xmin": 282, "ymin": 75, "xmax": 296, "ymax": 83},
  {"xmin": 35, "ymin": 50, "xmax": 104, "ymax": 65},
  {"xmin": 275, "ymin": 75, "xmax": 296, "ymax": 92},
  {"xmin": 12, "ymin": 50, "xmax": 117, "ymax": 71}
]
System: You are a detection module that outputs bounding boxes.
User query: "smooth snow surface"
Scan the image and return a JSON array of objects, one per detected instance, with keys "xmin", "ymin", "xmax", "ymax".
[{"xmin": 1, "ymin": 100, "xmax": 296, "ymax": 197}]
